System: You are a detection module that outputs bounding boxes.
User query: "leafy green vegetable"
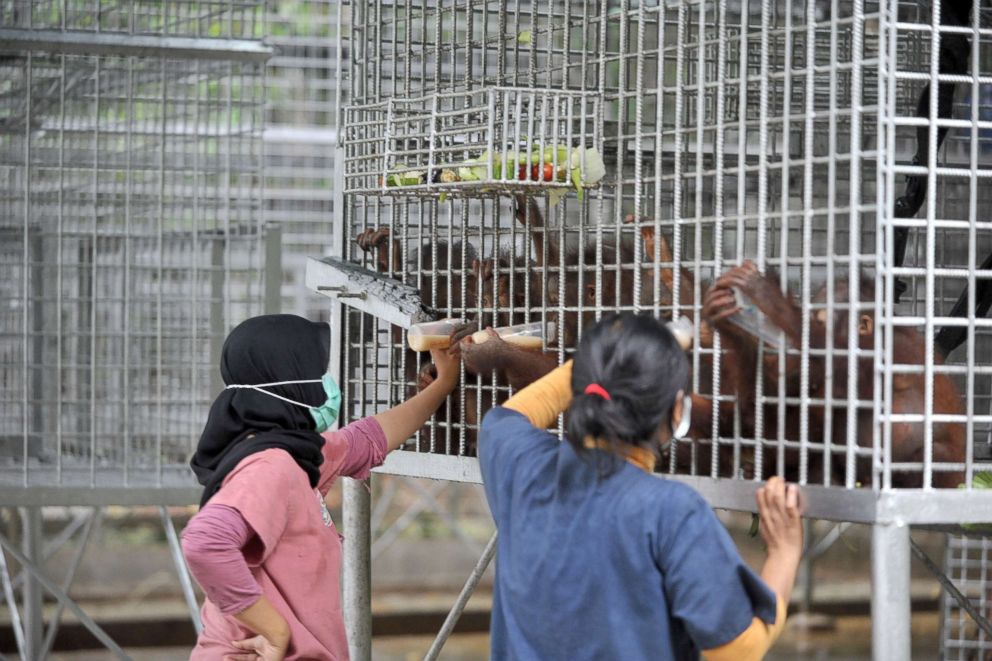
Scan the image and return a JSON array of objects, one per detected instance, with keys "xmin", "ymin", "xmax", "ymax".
[{"xmin": 958, "ymin": 472, "xmax": 992, "ymax": 532}]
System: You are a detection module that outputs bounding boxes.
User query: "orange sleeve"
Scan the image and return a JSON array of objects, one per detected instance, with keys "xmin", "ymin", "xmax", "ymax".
[
  {"xmin": 701, "ymin": 597, "xmax": 788, "ymax": 661},
  {"xmin": 502, "ymin": 361, "xmax": 573, "ymax": 430}
]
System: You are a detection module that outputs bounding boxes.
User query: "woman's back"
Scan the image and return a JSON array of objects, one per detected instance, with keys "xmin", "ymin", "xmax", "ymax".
[{"xmin": 480, "ymin": 405, "xmax": 776, "ymax": 661}]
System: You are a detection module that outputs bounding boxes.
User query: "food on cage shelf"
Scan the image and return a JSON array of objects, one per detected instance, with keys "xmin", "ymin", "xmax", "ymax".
[
  {"xmin": 407, "ymin": 318, "xmax": 465, "ymax": 352},
  {"xmin": 430, "ymin": 168, "xmax": 460, "ymax": 184},
  {"xmin": 398, "ymin": 170, "xmax": 424, "ymax": 186},
  {"xmin": 470, "ymin": 321, "xmax": 556, "ymax": 350},
  {"xmin": 531, "ymin": 162, "xmax": 566, "ymax": 182},
  {"xmin": 383, "ymin": 169, "xmax": 425, "ymax": 188},
  {"xmin": 516, "ymin": 30, "xmax": 532, "ymax": 45},
  {"xmin": 960, "ymin": 473, "xmax": 992, "ymax": 532},
  {"xmin": 450, "ymin": 145, "xmax": 605, "ymax": 204}
]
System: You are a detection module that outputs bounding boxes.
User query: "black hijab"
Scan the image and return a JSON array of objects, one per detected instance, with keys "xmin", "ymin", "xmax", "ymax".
[{"xmin": 191, "ymin": 314, "xmax": 331, "ymax": 507}]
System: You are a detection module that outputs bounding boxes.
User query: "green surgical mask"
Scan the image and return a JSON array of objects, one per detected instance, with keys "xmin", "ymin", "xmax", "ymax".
[{"xmin": 225, "ymin": 374, "xmax": 342, "ymax": 432}]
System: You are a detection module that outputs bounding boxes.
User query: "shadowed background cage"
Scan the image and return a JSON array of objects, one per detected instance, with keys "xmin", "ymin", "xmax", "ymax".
[{"xmin": 0, "ymin": 0, "xmax": 270, "ymax": 492}]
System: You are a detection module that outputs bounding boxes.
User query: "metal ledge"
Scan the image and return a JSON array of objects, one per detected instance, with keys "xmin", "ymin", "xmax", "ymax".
[
  {"xmin": 0, "ymin": 29, "xmax": 273, "ymax": 63},
  {"xmin": 374, "ymin": 451, "xmax": 992, "ymax": 527},
  {"xmin": 0, "ymin": 487, "xmax": 201, "ymax": 507},
  {"xmin": 374, "ymin": 452, "xmax": 483, "ymax": 484},
  {"xmin": 665, "ymin": 475, "xmax": 881, "ymax": 524}
]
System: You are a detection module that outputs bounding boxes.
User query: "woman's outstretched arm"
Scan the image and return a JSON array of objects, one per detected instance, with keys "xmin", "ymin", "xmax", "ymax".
[{"xmin": 373, "ymin": 347, "xmax": 460, "ymax": 451}]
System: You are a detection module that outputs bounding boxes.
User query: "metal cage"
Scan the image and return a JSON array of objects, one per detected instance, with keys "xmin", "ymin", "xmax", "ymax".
[
  {"xmin": 0, "ymin": 0, "xmax": 272, "ymax": 502},
  {"xmin": 316, "ymin": 0, "xmax": 992, "ymax": 657},
  {"xmin": 329, "ymin": 0, "xmax": 992, "ymax": 499}
]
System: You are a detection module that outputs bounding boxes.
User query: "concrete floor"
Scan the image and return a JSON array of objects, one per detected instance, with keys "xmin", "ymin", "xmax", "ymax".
[{"xmin": 47, "ymin": 612, "xmax": 942, "ymax": 660}]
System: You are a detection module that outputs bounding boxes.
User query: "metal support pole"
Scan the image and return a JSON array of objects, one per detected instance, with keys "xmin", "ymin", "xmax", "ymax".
[
  {"xmin": 371, "ymin": 480, "xmax": 446, "ymax": 560},
  {"xmin": 209, "ymin": 238, "xmax": 226, "ymax": 397},
  {"xmin": 21, "ymin": 507, "xmax": 43, "ymax": 660},
  {"xmin": 423, "ymin": 531, "xmax": 498, "ymax": 661},
  {"xmin": 0, "ymin": 29, "xmax": 274, "ymax": 62},
  {"xmin": 160, "ymin": 506, "xmax": 203, "ymax": 634},
  {"xmin": 0, "ymin": 528, "xmax": 26, "ymax": 660},
  {"xmin": 343, "ymin": 477, "xmax": 372, "ymax": 661},
  {"xmin": 799, "ymin": 519, "xmax": 814, "ymax": 612},
  {"xmin": 264, "ymin": 223, "xmax": 282, "ymax": 315},
  {"xmin": 40, "ymin": 508, "xmax": 101, "ymax": 659},
  {"xmin": 0, "ymin": 529, "xmax": 130, "ymax": 660},
  {"xmin": 871, "ymin": 521, "xmax": 911, "ymax": 660}
]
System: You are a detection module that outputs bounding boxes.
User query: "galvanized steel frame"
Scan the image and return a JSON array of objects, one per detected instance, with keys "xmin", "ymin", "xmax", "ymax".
[{"xmin": 327, "ymin": 0, "xmax": 992, "ymax": 657}]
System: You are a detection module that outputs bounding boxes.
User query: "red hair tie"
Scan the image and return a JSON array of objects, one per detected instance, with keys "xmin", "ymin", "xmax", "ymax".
[{"xmin": 584, "ymin": 383, "xmax": 611, "ymax": 401}]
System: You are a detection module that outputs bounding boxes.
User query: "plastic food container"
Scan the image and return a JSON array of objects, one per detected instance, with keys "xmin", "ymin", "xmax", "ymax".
[
  {"xmin": 471, "ymin": 321, "xmax": 556, "ymax": 350},
  {"xmin": 407, "ymin": 318, "xmax": 465, "ymax": 352}
]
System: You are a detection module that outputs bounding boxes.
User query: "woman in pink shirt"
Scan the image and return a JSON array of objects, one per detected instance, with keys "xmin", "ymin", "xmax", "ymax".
[{"xmin": 181, "ymin": 314, "xmax": 458, "ymax": 660}]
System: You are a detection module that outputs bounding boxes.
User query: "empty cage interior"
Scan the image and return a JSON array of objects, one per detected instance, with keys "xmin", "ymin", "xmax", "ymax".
[
  {"xmin": 340, "ymin": 0, "xmax": 992, "ymax": 493},
  {"xmin": 0, "ymin": 0, "xmax": 267, "ymax": 487}
]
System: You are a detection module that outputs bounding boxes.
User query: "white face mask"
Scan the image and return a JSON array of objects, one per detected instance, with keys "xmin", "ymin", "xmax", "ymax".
[
  {"xmin": 224, "ymin": 374, "xmax": 342, "ymax": 433},
  {"xmin": 671, "ymin": 394, "xmax": 692, "ymax": 440}
]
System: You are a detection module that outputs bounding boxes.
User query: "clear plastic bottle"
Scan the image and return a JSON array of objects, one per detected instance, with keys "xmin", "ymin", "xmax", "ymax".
[
  {"xmin": 407, "ymin": 318, "xmax": 465, "ymax": 352},
  {"xmin": 724, "ymin": 288, "xmax": 785, "ymax": 349},
  {"xmin": 471, "ymin": 320, "xmax": 556, "ymax": 350},
  {"xmin": 666, "ymin": 316, "xmax": 694, "ymax": 351}
]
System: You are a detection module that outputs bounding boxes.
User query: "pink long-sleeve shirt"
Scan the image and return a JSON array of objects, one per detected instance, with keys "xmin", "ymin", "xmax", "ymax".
[{"xmin": 182, "ymin": 417, "xmax": 387, "ymax": 661}]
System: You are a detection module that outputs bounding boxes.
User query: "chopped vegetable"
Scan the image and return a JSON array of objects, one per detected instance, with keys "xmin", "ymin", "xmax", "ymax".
[
  {"xmin": 517, "ymin": 30, "xmax": 533, "ymax": 45},
  {"xmin": 531, "ymin": 163, "xmax": 556, "ymax": 182},
  {"xmin": 420, "ymin": 144, "xmax": 606, "ymax": 203},
  {"xmin": 959, "ymin": 472, "xmax": 992, "ymax": 532},
  {"xmin": 748, "ymin": 513, "xmax": 760, "ymax": 538},
  {"xmin": 399, "ymin": 170, "xmax": 424, "ymax": 186}
]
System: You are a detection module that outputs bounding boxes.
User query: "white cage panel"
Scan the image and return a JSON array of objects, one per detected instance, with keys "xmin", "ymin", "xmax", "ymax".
[
  {"xmin": 0, "ymin": 2, "xmax": 269, "ymax": 492},
  {"xmin": 265, "ymin": 0, "xmax": 342, "ymax": 319},
  {"xmin": 336, "ymin": 0, "xmax": 992, "ymax": 505}
]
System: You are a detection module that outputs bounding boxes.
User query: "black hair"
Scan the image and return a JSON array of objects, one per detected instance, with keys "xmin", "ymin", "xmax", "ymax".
[{"xmin": 566, "ymin": 312, "xmax": 690, "ymax": 473}]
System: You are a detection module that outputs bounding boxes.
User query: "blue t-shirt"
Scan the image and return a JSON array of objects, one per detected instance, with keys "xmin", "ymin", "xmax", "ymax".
[{"xmin": 479, "ymin": 407, "xmax": 777, "ymax": 661}]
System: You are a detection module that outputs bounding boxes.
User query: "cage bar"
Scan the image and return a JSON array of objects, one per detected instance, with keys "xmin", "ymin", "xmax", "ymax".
[{"xmin": 0, "ymin": 0, "xmax": 269, "ymax": 497}]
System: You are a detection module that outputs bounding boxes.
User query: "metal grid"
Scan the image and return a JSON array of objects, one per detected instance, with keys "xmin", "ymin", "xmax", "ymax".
[
  {"xmin": 264, "ymin": 0, "xmax": 343, "ymax": 319},
  {"xmin": 331, "ymin": 0, "xmax": 992, "ymax": 503},
  {"xmin": 343, "ymin": 86, "xmax": 601, "ymax": 196},
  {"xmin": 0, "ymin": 1, "xmax": 270, "ymax": 495},
  {"xmin": 942, "ymin": 534, "xmax": 992, "ymax": 660},
  {"xmin": 0, "ymin": 0, "xmax": 261, "ymax": 37}
]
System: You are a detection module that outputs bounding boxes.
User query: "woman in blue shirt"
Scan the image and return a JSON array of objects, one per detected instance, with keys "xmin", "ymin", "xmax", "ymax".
[{"xmin": 474, "ymin": 312, "xmax": 803, "ymax": 660}]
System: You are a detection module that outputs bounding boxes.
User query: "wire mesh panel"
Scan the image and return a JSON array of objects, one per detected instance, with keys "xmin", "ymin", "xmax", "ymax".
[
  {"xmin": 265, "ymin": 0, "xmax": 343, "ymax": 319},
  {"xmin": 343, "ymin": 87, "xmax": 601, "ymax": 196},
  {"xmin": 942, "ymin": 534, "xmax": 992, "ymax": 660},
  {"xmin": 0, "ymin": 0, "xmax": 261, "ymax": 36},
  {"xmin": 335, "ymin": 0, "xmax": 992, "ymax": 501},
  {"xmin": 0, "ymin": 0, "xmax": 269, "ymax": 494}
]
